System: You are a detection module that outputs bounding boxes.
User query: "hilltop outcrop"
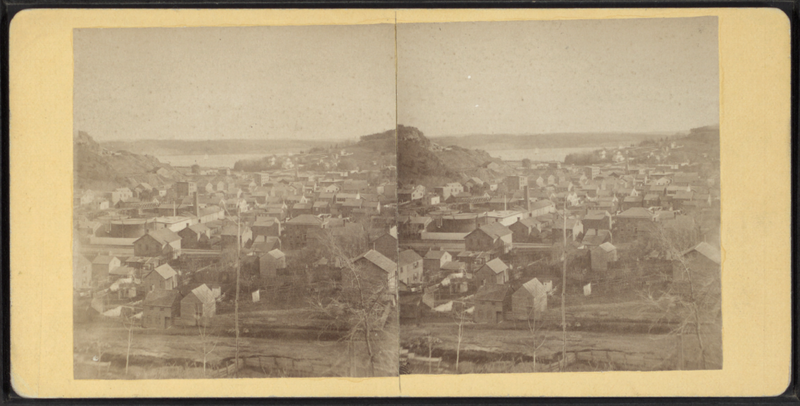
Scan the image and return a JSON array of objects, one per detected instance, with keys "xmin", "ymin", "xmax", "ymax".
[
  {"xmin": 74, "ymin": 131, "xmax": 185, "ymax": 190},
  {"xmin": 397, "ymin": 125, "xmax": 514, "ymax": 187}
]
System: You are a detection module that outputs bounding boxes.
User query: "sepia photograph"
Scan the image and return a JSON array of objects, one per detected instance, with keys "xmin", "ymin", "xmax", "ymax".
[
  {"xmin": 396, "ymin": 17, "xmax": 721, "ymax": 374},
  {"xmin": 72, "ymin": 14, "xmax": 722, "ymax": 381},
  {"xmin": 7, "ymin": 6, "xmax": 788, "ymax": 397},
  {"xmin": 72, "ymin": 24, "xmax": 400, "ymax": 379}
]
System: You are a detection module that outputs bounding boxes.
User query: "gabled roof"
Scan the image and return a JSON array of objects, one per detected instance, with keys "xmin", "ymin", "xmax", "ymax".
[
  {"xmin": 617, "ymin": 207, "xmax": 654, "ymax": 219},
  {"xmin": 471, "ymin": 222, "xmax": 512, "ymax": 240},
  {"xmin": 267, "ymin": 249, "xmax": 285, "ymax": 259},
  {"xmin": 514, "ymin": 217, "xmax": 541, "ymax": 228},
  {"xmin": 398, "ymin": 249, "xmax": 423, "ymax": 266},
  {"xmin": 354, "ymin": 249, "xmax": 397, "ymax": 274},
  {"xmin": 286, "ymin": 214, "xmax": 323, "ymax": 226},
  {"xmin": 139, "ymin": 228, "xmax": 182, "ymax": 246},
  {"xmin": 151, "ymin": 263, "xmax": 177, "ymax": 280},
  {"xmin": 481, "ymin": 258, "xmax": 509, "ymax": 274},
  {"xmin": 143, "ymin": 289, "xmax": 181, "ymax": 307},
  {"xmin": 188, "ymin": 284, "xmax": 216, "ymax": 304},
  {"xmin": 682, "ymin": 242, "xmax": 721, "ymax": 264},
  {"xmin": 519, "ymin": 278, "xmax": 547, "ymax": 297}
]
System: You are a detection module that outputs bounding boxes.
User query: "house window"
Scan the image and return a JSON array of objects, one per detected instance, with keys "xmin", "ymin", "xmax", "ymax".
[{"xmin": 196, "ymin": 304, "xmax": 203, "ymax": 318}]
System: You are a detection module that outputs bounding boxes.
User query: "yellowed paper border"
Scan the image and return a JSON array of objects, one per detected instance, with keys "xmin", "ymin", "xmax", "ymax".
[{"xmin": 10, "ymin": 8, "xmax": 791, "ymax": 398}]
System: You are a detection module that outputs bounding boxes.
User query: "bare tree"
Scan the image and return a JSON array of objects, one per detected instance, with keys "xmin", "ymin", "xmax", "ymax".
[
  {"xmin": 639, "ymin": 222, "xmax": 721, "ymax": 370},
  {"xmin": 453, "ymin": 304, "xmax": 468, "ymax": 373},
  {"xmin": 196, "ymin": 322, "xmax": 218, "ymax": 376},
  {"xmin": 526, "ymin": 298, "xmax": 548, "ymax": 372},
  {"xmin": 121, "ymin": 310, "xmax": 137, "ymax": 376},
  {"xmin": 308, "ymin": 230, "xmax": 397, "ymax": 377}
]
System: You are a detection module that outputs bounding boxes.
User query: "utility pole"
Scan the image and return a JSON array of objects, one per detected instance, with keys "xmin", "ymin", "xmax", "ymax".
[
  {"xmin": 561, "ymin": 197, "xmax": 568, "ymax": 371},
  {"xmin": 235, "ymin": 200, "xmax": 241, "ymax": 377}
]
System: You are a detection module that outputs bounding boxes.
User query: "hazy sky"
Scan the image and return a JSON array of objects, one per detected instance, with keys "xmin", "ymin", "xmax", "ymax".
[
  {"xmin": 397, "ymin": 17, "xmax": 719, "ymax": 136},
  {"xmin": 74, "ymin": 25, "xmax": 397, "ymax": 142}
]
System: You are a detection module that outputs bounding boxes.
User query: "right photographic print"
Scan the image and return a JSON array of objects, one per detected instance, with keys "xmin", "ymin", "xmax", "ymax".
[{"xmin": 396, "ymin": 17, "xmax": 721, "ymax": 374}]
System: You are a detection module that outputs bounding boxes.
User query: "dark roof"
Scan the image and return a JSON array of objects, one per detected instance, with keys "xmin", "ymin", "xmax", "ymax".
[
  {"xmin": 141, "ymin": 228, "xmax": 181, "ymax": 245},
  {"xmin": 617, "ymin": 207, "xmax": 654, "ymax": 219},
  {"xmin": 286, "ymin": 214, "xmax": 323, "ymax": 226},
  {"xmin": 474, "ymin": 284, "xmax": 510, "ymax": 302},
  {"xmin": 516, "ymin": 217, "xmax": 541, "ymax": 228},
  {"xmin": 144, "ymin": 290, "xmax": 181, "ymax": 307},
  {"xmin": 473, "ymin": 222, "xmax": 512, "ymax": 240},
  {"xmin": 187, "ymin": 223, "xmax": 210, "ymax": 234},
  {"xmin": 354, "ymin": 249, "xmax": 397, "ymax": 273},
  {"xmin": 398, "ymin": 249, "xmax": 423, "ymax": 266}
]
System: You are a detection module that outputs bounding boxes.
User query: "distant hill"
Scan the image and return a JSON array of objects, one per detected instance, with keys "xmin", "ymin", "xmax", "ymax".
[
  {"xmin": 74, "ymin": 131, "xmax": 186, "ymax": 190},
  {"xmin": 232, "ymin": 128, "xmax": 397, "ymax": 173},
  {"xmin": 397, "ymin": 125, "xmax": 514, "ymax": 187},
  {"xmin": 101, "ymin": 138, "xmax": 335, "ymax": 157},
  {"xmin": 431, "ymin": 131, "xmax": 671, "ymax": 151}
]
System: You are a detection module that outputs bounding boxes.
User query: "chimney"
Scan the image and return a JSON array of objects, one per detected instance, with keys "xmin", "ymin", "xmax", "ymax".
[
  {"xmin": 193, "ymin": 191, "xmax": 200, "ymax": 218},
  {"xmin": 524, "ymin": 185, "xmax": 531, "ymax": 212}
]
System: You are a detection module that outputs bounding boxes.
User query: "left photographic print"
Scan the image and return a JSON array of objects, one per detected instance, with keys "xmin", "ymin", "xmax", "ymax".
[{"xmin": 72, "ymin": 25, "xmax": 399, "ymax": 379}]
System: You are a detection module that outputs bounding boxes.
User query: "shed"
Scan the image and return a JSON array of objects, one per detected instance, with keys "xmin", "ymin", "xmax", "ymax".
[
  {"xmin": 512, "ymin": 278, "xmax": 550, "ymax": 320},
  {"xmin": 180, "ymin": 284, "xmax": 216, "ymax": 326},
  {"xmin": 142, "ymin": 290, "xmax": 181, "ymax": 329},
  {"xmin": 473, "ymin": 284, "xmax": 511, "ymax": 324}
]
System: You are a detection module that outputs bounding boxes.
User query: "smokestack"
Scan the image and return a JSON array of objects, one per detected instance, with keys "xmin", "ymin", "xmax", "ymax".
[
  {"xmin": 525, "ymin": 186, "xmax": 531, "ymax": 212},
  {"xmin": 193, "ymin": 191, "xmax": 200, "ymax": 218}
]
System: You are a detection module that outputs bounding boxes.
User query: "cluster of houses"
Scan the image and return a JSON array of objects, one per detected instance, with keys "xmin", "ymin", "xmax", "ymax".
[
  {"xmin": 74, "ymin": 137, "xmax": 721, "ymax": 330},
  {"xmin": 74, "ymin": 151, "xmax": 399, "ymax": 329},
  {"xmin": 396, "ymin": 154, "xmax": 721, "ymax": 325}
]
